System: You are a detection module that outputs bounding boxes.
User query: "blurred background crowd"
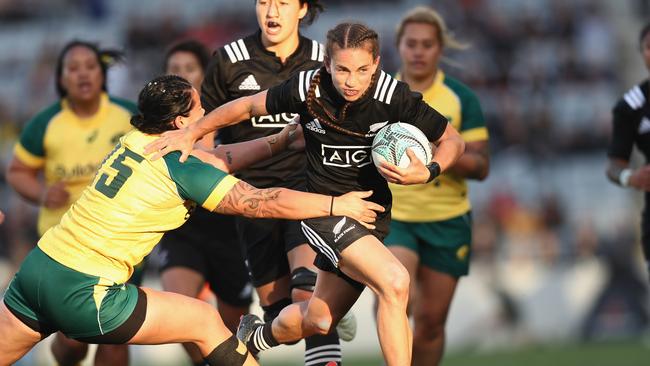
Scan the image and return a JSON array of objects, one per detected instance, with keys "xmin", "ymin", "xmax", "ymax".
[{"xmin": 1, "ymin": 0, "xmax": 650, "ymax": 364}]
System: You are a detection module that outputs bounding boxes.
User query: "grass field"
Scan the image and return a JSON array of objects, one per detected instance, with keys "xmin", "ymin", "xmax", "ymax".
[{"xmin": 263, "ymin": 340, "xmax": 650, "ymax": 366}]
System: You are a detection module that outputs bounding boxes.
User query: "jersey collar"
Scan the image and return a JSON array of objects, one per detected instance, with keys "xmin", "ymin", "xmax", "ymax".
[
  {"xmin": 395, "ymin": 69, "xmax": 445, "ymax": 99},
  {"xmin": 253, "ymin": 30, "xmax": 309, "ymax": 64}
]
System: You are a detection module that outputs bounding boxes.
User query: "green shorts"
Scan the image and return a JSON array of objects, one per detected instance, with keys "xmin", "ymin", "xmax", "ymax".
[
  {"xmin": 385, "ymin": 212, "xmax": 472, "ymax": 277},
  {"xmin": 3, "ymin": 246, "xmax": 146, "ymax": 343}
]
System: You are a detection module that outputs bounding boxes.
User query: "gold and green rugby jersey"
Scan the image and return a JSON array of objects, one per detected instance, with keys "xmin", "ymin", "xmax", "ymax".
[
  {"xmin": 390, "ymin": 71, "xmax": 489, "ymax": 222},
  {"xmin": 13, "ymin": 93, "xmax": 136, "ymax": 235},
  {"xmin": 38, "ymin": 130, "xmax": 240, "ymax": 284}
]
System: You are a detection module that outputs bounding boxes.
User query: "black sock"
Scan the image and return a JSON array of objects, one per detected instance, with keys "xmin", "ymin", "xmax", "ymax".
[
  {"xmin": 248, "ymin": 322, "xmax": 279, "ymax": 353},
  {"xmin": 305, "ymin": 330, "xmax": 341, "ymax": 366}
]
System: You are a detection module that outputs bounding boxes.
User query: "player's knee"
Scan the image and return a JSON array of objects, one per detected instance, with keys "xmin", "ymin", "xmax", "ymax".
[
  {"xmin": 378, "ymin": 263, "xmax": 410, "ymax": 305},
  {"xmin": 261, "ymin": 298, "xmax": 292, "ymax": 322},
  {"xmin": 415, "ymin": 318, "xmax": 445, "ymax": 343},
  {"xmin": 303, "ymin": 310, "xmax": 333, "ymax": 336},
  {"xmin": 290, "ymin": 267, "xmax": 317, "ymax": 302},
  {"xmin": 203, "ymin": 335, "xmax": 248, "ymax": 366}
]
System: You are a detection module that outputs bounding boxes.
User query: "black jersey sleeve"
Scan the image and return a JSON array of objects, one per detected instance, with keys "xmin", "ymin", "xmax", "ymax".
[
  {"xmin": 201, "ymin": 49, "xmax": 230, "ymax": 114},
  {"xmin": 392, "ymin": 82, "xmax": 448, "ymax": 142},
  {"xmin": 608, "ymin": 99, "xmax": 638, "ymax": 160},
  {"xmin": 265, "ymin": 73, "xmax": 306, "ymax": 115}
]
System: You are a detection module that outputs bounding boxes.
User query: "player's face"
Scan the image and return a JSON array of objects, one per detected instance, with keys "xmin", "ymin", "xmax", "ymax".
[
  {"xmin": 256, "ymin": 0, "xmax": 307, "ymax": 46},
  {"xmin": 398, "ymin": 22, "xmax": 441, "ymax": 80},
  {"xmin": 326, "ymin": 46, "xmax": 379, "ymax": 102},
  {"xmin": 60, "ymin": 46, "xmax": 104, "ymax": 103},
  {"xmin": 166, "ymin": 51, "xmax": 204, "ymax": 91},
  {"xmin": 642, "ymin": 33, "xmax": 650, "ymax": 73},
  {"xmin": 186, "ymin": 88, "xmax": 206, "ymax": 125}
]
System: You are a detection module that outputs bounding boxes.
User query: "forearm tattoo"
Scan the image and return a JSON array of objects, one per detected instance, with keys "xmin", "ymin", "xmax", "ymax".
[
  {"xmin": 226, "ymin": 151, "xmax": 233, "ymax": 165},
  {"xmin": 215, "ymin": 181, "xmax": 282, "ymax": 218}
]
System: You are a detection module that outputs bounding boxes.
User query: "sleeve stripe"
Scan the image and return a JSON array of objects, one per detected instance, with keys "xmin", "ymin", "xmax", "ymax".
[
  {"xmin": 14, "ymin": 143, "xmax": 45, "ymax": 168},
  {"xmin": 201, "ymin": 175, "xmax": 240, "ymax": 211},
  {"xmin": 373, "ymin": 71, "xmax": 386, "ymax": 100},
  {"xmin": 299, "ymin": 70, "xmax": 306, "ymax": 102},
  {"xmin": 318, "ymin": 44, "xmax": 325, "ymax": 62},
  {"xmin": 461, "ymin": 127, "xmax": 489, "ymax": 142},
  {"xmin": 311, "ymin": 40, "xmax": 319, "ymax": 61},
  {"xmin": 230, "ymin": 41, "xmax": 244, "ymax": 61},
  {"xmin": 384, "ymin": 78, "xmax": 398, "ymax": 104},
  {"xmin": 624, "ymin": 86, "xmax": 645, "ymax": 110},
  {"xmin": 224, "ymin": 44, "xmax": 237, "ymax": 63},
  {"xmin": 237, "ymin": 39, "xmax": 250, "ymax": 60},
  {"xmin": 378, "ymin": 74, "xmax": 393, "ymax": 102}
]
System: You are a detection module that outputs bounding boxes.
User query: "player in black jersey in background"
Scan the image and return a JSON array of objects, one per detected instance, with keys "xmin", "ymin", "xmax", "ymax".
[
  {"xmin": 159, "ymin": 40, "xmax": 254, "ymax": 366},
  {"xmin": 146, "ymin": 22, "xmax": 465, "ymax": 366},
  {"xmin": 607, "ymin": 22, "xmax": 650, "ymax": 278},
  {"xmin": 200, "ymin": 1, "xmax": 354, "ymax": 365}
]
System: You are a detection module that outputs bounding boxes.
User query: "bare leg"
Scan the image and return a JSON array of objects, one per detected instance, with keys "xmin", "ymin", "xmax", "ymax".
[
  {"xmin": 0, "ymin": 302, "xmax": 43, "ymax": 365},
  {"xmin": 94, "ymin": 344, "xmax": 129, "ymax": 366},
  {"xmin": 128, "ymin": 287, "xmax": 258, "ymax": 365},
  {"xmin": 51, "ymin": 333, "xmax": 88, "ymax": 365},
  {"xmin": 271, "ymin": 270, "xmax": 361, "ymax": 342},
  {"xmin": 385, "ymin": 246, "xmax": 419, "ymax": 314},
  {"xmin": 216, "ymin": 297, "xmax": 249, "ymax": 333},
  {"xmin": 161, "ymin": 267, "xmax": 215, "ymax": 365},
  {"xmin": 412, "ymin": 267, "xmax": 458, "ymax": 366},
  {"xmin": 337, "ymin": 235, "xmax": 412, "ymax": 366}
]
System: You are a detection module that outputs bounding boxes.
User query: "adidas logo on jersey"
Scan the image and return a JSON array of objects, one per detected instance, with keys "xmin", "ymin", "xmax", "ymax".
[
  {"xmin": 238, "ymin": 74, "xmax": 260, "ymax": 90},
  {"xmin": 306, "ymin": 119, "xmax": 325, "ymax": 134}
]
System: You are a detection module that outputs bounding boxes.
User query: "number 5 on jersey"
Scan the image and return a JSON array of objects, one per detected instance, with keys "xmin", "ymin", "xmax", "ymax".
[{"xmin": 95, "ymin": 148, "xmax": 144, "ymax": 198}]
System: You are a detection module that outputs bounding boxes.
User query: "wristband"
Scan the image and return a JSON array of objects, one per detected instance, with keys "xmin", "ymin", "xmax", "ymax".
[
  {"xmin": 426, "ymin": 162, "xmax": 441, "ymax": 183},
  {"xmin": 619, "ymin": 168, "xmax": 633, "ymax": 187}
]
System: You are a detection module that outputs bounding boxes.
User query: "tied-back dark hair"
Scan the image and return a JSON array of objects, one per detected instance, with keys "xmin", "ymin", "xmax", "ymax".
[
  {"xmin": 306, "ymin": 22, "xmax": 380, "ymax": 138},
  {"xmin": 164, "ymin": 39, "xmax": 210, "ymax": 72},
  {"xmin": 130, "ymin": 75, "xmax": 194, "ymax": 134},
  {"xmin": 299, "ymin": 0, "xmax": 324, "ymax": 26},
  {"xmin": 55, "ymin": 40, "xmax": 124, "ymax": 98}
]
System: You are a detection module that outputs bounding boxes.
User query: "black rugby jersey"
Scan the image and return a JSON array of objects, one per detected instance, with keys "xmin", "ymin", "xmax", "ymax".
[
  {"xmin": 266, "ymin": 68, "xmax": 448, "ymax": 222},
  {"xmin": 609, "ymin": 80, "xmax": 650, "ymax": 160},
  {"xmin": 202, "ymin": 31, "xmax": 324, "ymax": 188}
]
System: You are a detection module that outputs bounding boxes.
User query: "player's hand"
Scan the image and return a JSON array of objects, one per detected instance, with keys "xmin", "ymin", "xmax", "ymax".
[
  {"xmin": 282, "ymin": 117, "xmax": 304, "ymax": 152},
  {"xmin": 377, "ymin": 148, "xmax": 430, "ymax": 185},
  {"xmin": 332, "ymin": 190, "xmax": 385, "ymax": 230},
  {"xmin": 630, "ymin": 166, "xmax": 650, "ymax": 191},
  {"xmin": 41, "ymin": 182, "xmax": 70, "ymax": 209},
  {"xmin": 144, "ymin": 126, "xmax": 199, "ymax": 162},
  {"xmin": 0, "ymin": 209, "xmax": 5, "ymax": 225}
]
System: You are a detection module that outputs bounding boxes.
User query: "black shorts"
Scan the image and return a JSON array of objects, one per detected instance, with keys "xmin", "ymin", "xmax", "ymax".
[
  {"xmin": 300, "ymin": 213, "xmax": 390, "ymax": 291},
  {"xmin": 158, "ymin": 208, "xmax": 253, "ymax": 307},
  {"xmin": 236, "ymin": 216, "xmax": 307, "ymax": 287}
]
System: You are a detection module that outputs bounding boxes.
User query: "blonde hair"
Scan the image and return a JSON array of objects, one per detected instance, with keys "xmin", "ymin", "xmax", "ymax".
[{"xmin": 395, "ymin": 6, "xmax": 468, "ymax": 51}]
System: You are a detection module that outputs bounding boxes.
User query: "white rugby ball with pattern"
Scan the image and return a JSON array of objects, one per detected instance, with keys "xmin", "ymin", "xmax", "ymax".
[{"xmin": 371, "ymin": 122, "xmax": 433, "ymax": 169}]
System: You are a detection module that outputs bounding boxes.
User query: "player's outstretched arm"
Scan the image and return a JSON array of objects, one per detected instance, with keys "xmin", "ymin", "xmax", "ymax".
[
  {"xmin": 191, "ymin": 120, "xmax": 303, "ymax": 174},
  {"xmin": 145, "ymin": 90, "xmax": 269, "ymax": 162},
  {"xmin": 214, "ymin": 182, "xmax": 384, "ymax": 229}
]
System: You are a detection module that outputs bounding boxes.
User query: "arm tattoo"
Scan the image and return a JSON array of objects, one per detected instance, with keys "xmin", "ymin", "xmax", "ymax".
[
  {"xmin": 215, "ymin": 181, "xmax": 282, "ymax": 218},
  {"xmin": 226, "ymin": 151, "xmax": 233, "ymax": 165}
]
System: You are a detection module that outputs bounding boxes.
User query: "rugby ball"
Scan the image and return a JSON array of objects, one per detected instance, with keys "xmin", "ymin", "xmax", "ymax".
[{"xmin": 371, "ymin": 122, "xmax": 433, "ymax": 169}]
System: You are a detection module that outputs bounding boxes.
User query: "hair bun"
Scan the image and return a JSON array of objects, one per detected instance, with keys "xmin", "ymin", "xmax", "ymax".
[{"xmin": 130, "ymin": 113, "xmax": 146, "ymax": 128}]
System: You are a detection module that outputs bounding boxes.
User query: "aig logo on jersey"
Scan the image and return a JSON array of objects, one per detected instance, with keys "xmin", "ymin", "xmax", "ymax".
[
  {"xmin": 321, "ymin": 144, "xmax": 372, "ymax": 168},
  {"xmin": 251, "ymin": 113, "xmax": 299, "ymax": 128}
]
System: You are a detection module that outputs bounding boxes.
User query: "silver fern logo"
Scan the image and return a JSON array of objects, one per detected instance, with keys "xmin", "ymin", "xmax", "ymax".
[{"xmin": 333, "ymin": 217, "xmax": 347, "ymax": 235}]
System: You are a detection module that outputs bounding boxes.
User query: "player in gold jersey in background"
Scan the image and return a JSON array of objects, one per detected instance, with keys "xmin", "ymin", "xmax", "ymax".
[
  {"xmin": 5, "ymin": 40, "xmax": 136, "ymax": 366},
  {"xmin": 0, "ymin": 75, "xmax": 382, "ymax": 366},
  {"xmin": 385, "ymin": 7, "xmax": 490, "ymax": 366}
]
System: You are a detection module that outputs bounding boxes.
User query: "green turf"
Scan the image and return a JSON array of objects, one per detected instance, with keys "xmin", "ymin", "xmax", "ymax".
[{"xmin": 260, "ymin": 340, "xmax": 650, "ymax": 366}]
